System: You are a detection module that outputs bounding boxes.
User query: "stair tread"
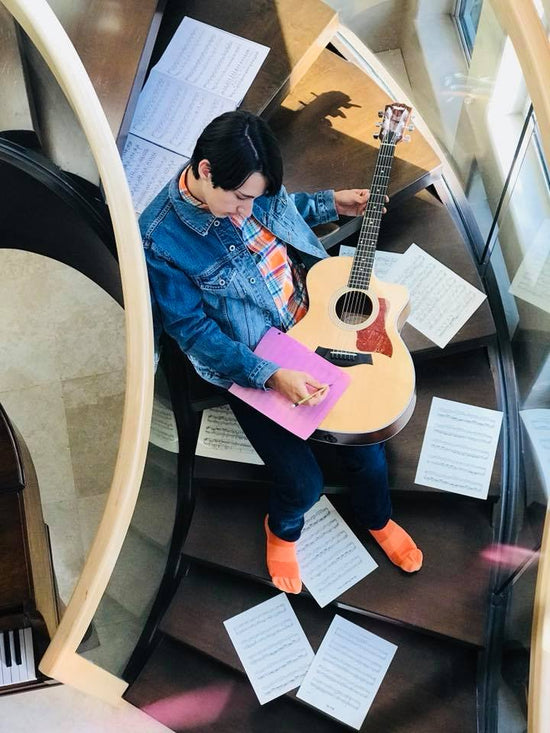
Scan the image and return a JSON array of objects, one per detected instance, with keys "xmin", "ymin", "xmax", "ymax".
[
  {"xmin": 195, "ymin": 347, "xmax": 501, "ymax": 499},
  {"xmin": 126, "ymin": 636, "xmax": 345, "ymax": 732},
  {"xmin": 271, "ymin": 48, "xmax": 441, "ymax": 200},
  {"xmin": 183, "ymin": 488, "xmax": 493, "ymax": 646},
  {"xmin": 151, "ymin": 0, "xmax": 338, "ymax": 118},
  {"xmin": 377, "ymin": 190, "xmax": 496, "ymax": 357},
  {"xmin": 130, "ymin": 619, "xmax": 476, "ymax": 733},
  {"xmin": 386, "ymin": 347, "xmax": 501, "ymax": 498},
  {"xmin": 156, "ymin": 564, "xmax": 477, "ymax": 731}
]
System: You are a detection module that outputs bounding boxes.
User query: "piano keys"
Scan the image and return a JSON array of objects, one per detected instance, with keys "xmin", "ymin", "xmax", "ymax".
[
  {"xmin": 0, "ymin": 403, "xmax": 59, "ymax": 693},
  {"xmin": 0, "ymin": 628, "xmax": 36, "ymax": 687}
]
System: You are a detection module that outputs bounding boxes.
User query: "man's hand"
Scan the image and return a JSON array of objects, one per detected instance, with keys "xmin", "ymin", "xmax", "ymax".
[
  {"xmin": 334, "ymin": 189, "xmax": 388, "ymax": 217},
  {"xmin": 266, "ymin": 368, "xmax": 329, "ymax": 406}
]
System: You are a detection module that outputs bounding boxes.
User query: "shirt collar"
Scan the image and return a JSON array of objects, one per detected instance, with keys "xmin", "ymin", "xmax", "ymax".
[{"xmin": 169, "ymin": 168, "xmax": 217, "ymax": 236}]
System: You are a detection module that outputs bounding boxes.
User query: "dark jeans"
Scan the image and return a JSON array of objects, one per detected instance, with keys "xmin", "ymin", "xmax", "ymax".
[{"xmin": 226, "ymin": 394, "xmax": 392, "ymax": 541}]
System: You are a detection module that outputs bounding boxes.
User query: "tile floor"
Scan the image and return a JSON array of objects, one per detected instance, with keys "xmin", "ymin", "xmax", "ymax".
[
  {"xmin": 0, "ymin": 248, "xmax": 174, "ymax": 729},
  {"xmin": 0, "ymin": 249, "xmax": 126, "ymax": 605}
]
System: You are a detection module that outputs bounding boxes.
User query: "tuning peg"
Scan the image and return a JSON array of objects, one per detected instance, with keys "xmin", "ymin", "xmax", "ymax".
[
  {"xmin": 377, "ymin": 110, "xmax": 384, "ymax": 118},
  {"xmin": 373, "ymin": 134, "xmax": 379, "ymax": 139},
  {"xmin": 407, "ymin": 124, "xmax": 415, "ymax": 131},
  {"xmin": 375, "ymin": 122, "xmax": 382, "ymax": 127},
  {"xmin": 403, "ymin": 135, "xmax": 411, "ymax": 142}
]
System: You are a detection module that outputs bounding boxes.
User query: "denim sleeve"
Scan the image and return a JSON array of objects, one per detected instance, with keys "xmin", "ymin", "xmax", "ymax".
[
  {"xmin": 145, "ymin": 247, "xmax": 279, "ymax": 389},
  {"xmin": 289, "ymin": 190, "xmax": 338, "ymax": 228}
]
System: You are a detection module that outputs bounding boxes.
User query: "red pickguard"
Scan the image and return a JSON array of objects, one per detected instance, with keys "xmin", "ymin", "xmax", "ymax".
[{"xmin": 356, "ymin": 298, "xmax": 393, "ymax": 357}]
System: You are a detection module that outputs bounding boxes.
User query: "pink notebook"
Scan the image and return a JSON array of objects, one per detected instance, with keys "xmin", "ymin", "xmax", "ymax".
[{"xmin": 229, "ymin": 328, "xmax": 351, "ymax": 439}]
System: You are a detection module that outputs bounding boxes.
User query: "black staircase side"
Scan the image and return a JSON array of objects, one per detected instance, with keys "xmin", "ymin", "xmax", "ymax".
[{"xmin": 0, "ymin": 137, "xmax": 121, "ymax": 304}]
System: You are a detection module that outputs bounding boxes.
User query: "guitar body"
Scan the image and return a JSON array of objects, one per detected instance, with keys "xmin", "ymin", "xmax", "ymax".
[{"xmin": 288, "ymin": 256, "xmax": 416, "ymax": 445}]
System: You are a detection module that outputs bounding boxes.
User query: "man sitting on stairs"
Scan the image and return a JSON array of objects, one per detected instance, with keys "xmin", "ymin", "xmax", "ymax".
[{"xmin": 140, "ymin": 110, "xmax": 423, "ymax": 594}]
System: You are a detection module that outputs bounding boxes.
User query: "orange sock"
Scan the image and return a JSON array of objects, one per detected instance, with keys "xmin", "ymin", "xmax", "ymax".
[
  {"xmin": 264, "ymin": 516, "xmax": 302, "ymax": 594},
  {"xmin": 369, "ymin": 519, "xmax": 423, "ymax": 573}
]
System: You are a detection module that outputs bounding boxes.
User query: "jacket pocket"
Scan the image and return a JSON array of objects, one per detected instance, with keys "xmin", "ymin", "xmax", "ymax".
[{"xmin": 196, "ymin": 261, "xmax": 240, "ymax": 294}]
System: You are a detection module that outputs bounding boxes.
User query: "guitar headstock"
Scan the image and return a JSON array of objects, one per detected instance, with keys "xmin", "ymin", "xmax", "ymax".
[{"xmin": 374, "ymin": 103, "xmax": 414, "ymax": 144}]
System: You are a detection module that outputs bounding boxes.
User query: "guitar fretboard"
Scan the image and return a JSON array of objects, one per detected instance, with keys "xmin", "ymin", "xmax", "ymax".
[{"xmin": 348, "ymin": 140, "xmax": 397, "ymax": 290}]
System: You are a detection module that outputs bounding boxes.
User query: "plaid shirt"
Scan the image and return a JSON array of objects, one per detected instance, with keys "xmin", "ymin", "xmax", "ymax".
[{"xmin": 179, "ymin": 170, "xmax": 308, "ymax": 330}]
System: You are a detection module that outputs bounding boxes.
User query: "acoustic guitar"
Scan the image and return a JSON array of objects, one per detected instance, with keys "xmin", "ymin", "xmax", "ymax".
[{"xmin": 288, "ymin": 103, "xmax": 416, "ymax": 445}]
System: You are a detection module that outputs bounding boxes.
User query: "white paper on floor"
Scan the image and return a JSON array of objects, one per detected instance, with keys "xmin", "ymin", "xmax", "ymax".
[
  {"xmin": 223, "ymin": 593, "xmax": 314, "ymax": 704},
  {"xmin": 415, "ymin": 396, "xmax": 502, "ymax": 499},
  {"xmin": 296, "ymin": 495, "xmax": 378, "ymax": 608},
  {"xmin": 297, "ymin": 615, "xmax": 397, "ymax": 730}
]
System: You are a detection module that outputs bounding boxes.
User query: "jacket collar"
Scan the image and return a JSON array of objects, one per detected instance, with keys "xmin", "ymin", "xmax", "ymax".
[
  {"xmin": 168, "ymin": 171, "xmax": 274, "ymax": 236},
  {"xmin": 168, "ymin": 173, "xmax": 216, "ymax": 236}
]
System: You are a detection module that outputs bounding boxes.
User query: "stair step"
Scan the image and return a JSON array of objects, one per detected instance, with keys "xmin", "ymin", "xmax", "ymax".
[
  {"xmin": 195, "ymin": 347, "xmax": 501, "ymax": 499},
  {"xmin": 376, "ymin": 190, "xmax": 496, "ymax": 357},
  {"xmin": 387, "ymin": 347, "xmax": 501, "ymax": 499},
  {"xmin": 126, "ymin": 635, "xmax": 344, "ymax": 732},
  {"xmin": 271, "ymin": 47, "xmax": 441, "ymax": 201},
  {"xmin": 158, "ymin": 563, "xmax": 477, "ymax": 732},
  {"xmin": 183, "ymin": 489, "xmax": 493, "ymax": 646},
  {"xmin": 152, "ymin": 0, "xmax": 338, "ymax": 118}
]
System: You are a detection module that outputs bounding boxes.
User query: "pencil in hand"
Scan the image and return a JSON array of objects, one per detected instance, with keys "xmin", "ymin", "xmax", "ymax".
[{"xmin": 291, "ymin": 384, "xmax": 330, "ymax": 408}]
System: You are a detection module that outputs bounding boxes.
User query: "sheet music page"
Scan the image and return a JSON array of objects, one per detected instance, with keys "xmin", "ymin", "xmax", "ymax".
[
  {"xmin": 223, "ymin": 593, "xmax": 314, "ymax": 704},
  {"xmin": 415, "ymin": 397, "xmax": 503, "ymax": 499},
  {"xmin": 296, "ymin": 495, "xmax": 377, "ymax": 608},
  {"xmin": 122, "ymin": 134, "xmax": 188, "ymax": 214},
  {"xmin": 129, "ymin": 70, "xmax": 235, "ymax": 157},
  {"xmin": 386, "ymin": 243, "xmax": 486, "ymax": 348},
  {"xmin": 156, "ymin": 17, "xmax": 269, "ymax": 104},
  {"xmin": 297, "ymin": 615, "xmax": 397, "ymax": 730},
  {"xmin": 195, "ymin": 405, "xmax": 264, "ymax": 464},
  {"xmin": 338, "ymin": 246, "xmax": 401, "ymax": 281},
  {"xmin": 520, "ymin": 409, "xmax": 550, "ymax": 497},
  {"xmin": 509, "ymin": 224, "xmax": 550, "ymax": 315},
  {"xmin": 149, "ymin": 397, "xmax": 179, "ymax": 453}
]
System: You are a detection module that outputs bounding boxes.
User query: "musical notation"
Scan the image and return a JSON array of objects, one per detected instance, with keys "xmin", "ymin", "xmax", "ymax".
[
  {"xmin": 415, "ymin": 397, "xmax": 502, "ymax": 499},
  {"xmin": 296, "ymin": 496, "xmax": 377, "ymax": 607},
  {"xmin": 195, "ymin": 405, "xmax": 263, "ymax": 464},
  {"xmin": 223, "ymin": 593, "xmax": 314, "ymax": 704},
  {"xmin": 297, "ymin": 615, "xmax": 397, "ymax": 730},
  {"xmin": 124, "ymin": 17, "xmax": 269, "ymax": 213},
  {"xmin": 387, "ymin": 243, "xmax": 486, "ymax": 348}
]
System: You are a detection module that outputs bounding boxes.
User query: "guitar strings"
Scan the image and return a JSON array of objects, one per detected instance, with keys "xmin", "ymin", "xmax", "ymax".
[{"xmin": 338, "ymin": 135, "xmax": 396, "ymax": 358}]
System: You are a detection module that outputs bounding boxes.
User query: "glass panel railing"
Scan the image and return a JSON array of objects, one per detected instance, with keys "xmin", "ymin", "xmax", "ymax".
[
  {"xmin": 328, "ymin": 1, "xmax": 549, "ymax": 730},
  {"xmin": 489, "ymin": 125, "xmax": 550, "ymax": 732},
  {"xmin": 79, "ymin": 371, "xmax": 178, "ymax": 677}
]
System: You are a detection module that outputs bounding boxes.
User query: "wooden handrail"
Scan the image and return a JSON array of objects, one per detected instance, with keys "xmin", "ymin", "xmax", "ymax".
[
  {"xmin": 488, "ymin": 2, "xmax": 550, "ymax": 732},
  {"xmin": 0, "ymin": 0, "xmax": 153, "ymax": 704}
]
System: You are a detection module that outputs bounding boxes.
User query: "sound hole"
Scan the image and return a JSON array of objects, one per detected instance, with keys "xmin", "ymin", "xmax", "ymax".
[{"xmin": 335, "ymin": 290, "xmax": 373, "ymax": 326}]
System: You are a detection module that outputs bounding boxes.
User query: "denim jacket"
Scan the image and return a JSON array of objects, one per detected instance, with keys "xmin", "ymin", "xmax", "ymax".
[{"xmin": 140, "ymin": 171, "xmax": 337, "ymax": 388}]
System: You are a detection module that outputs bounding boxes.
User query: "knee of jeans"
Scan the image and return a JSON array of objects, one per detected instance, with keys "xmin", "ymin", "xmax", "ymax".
[
  {"xmin": 275, "ymin": 461, "xmax": 324, "ymax": 509},
  {"xmin": 343, "ymin": 442, "xmax": 386, "ymax": 472}
]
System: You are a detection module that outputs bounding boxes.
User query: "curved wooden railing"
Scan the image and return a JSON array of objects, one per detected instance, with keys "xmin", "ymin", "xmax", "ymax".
[
  {"xmin": 489, "ymin": 2, "xmax": 550, "ymax": 732},
  {"xmin": 0, "ymin": 0, "xmax": 153, "ymax": 704}
]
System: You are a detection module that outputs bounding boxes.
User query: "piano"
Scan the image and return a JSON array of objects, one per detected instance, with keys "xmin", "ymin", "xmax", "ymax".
[{"xmin": 0, "ymin": 403, "xmax": 59, "ymax": 693}]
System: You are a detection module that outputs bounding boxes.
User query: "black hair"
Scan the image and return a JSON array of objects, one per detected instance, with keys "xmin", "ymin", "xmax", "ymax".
[{"xmin": 189, "ymin": 110, "xmax": 283, "ymax": 195}]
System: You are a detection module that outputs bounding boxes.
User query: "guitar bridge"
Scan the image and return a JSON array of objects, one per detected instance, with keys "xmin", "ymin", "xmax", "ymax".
[{"xmin": 315, "ymin": 347, "xmax": 373, "ymax": 368}]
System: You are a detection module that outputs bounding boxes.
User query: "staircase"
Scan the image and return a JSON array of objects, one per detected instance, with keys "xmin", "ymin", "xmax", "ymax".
[
  {"xmin": 122, "ymin": 3, "xmax": 502, "ymax": 731},
  {"xmin": 1, "ymin": 0, "xmax": 506, "ymax": 729}
]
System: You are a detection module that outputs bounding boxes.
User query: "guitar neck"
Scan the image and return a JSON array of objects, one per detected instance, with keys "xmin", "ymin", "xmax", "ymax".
[{"xmin": 348, "ymin": 140, "xmax": 397, "ymax": 290}]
